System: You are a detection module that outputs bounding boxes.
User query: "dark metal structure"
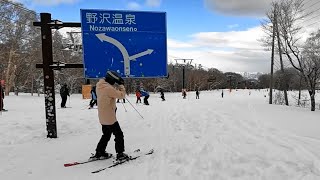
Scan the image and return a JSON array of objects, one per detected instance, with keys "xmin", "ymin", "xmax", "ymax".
[
  {"xmin": 175, "ymin": 59, "xmax": 193, "ymax": 90},
  {"xmin": 34, "ymin": 13, "xmax": 83, "ymax": 138}
]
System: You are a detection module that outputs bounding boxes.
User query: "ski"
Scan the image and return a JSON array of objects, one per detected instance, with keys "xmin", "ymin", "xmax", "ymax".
[
  {"xmin": 58, "ymin": 107, "xmax": 72, "ymax": 109},
  {"xmin": 91, "ymin": 149, "xmax": 154, "ymax": 174},
  {"xmin": 64, "ymin": 149, "xmax": 140, "ymax": 167},
  {"xmin": 64, "ymin": 153, "xmax": 113, "ymax": 167}
]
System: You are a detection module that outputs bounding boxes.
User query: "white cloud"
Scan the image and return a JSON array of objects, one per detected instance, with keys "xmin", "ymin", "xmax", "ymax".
[
  {"xmin": 168, "ymin": 26, "xmax": 270, "ymax": 72},
  {"xmin": 145, "ymin": 0, "xmax": 161, "ymax": 7},
  {"xmin": 190, "ymin": 26, "xmax": 265, "ymax": 51},
  {"xmin": 167, "ymin": 39, "xmax": 194, "ymax": 49},
  {"xmin": 127, "ymin": 2, "xmax": 141, "ymax": 9},
  {"xmin": 204, "ymin": 0, "xmax": 275, "ymax": 17}
]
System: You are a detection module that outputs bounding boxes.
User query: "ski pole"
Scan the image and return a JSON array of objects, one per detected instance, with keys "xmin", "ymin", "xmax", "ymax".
[
  {"xmin": 125, "ymin": 97, "xmax": 144, "ymax": 119},
  {"xmin": 121, "ymin": 101, "xmax": 127, "ymax": 112},
  {"xmin": 56, "ymin": 98, "xmax": 62, "ymax": 106},
  {"xmin": 82, "ymin": 104, "xmax": 91, "ymax": 110}
]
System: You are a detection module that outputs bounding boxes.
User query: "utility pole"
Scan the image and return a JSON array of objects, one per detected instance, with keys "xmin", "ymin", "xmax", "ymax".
[
  {"xmin": 34, "ymin": 13, "xmax": 83, "ymax": 138},
  {"xmin": 269, "ymin": 6, "xmax": 276, "ymax": 105},
  {"xmin": 275, "ymin": 4, "xmax": 289, "ymax": 106},
  {"xmin": 175, "ymin": 59, "xmax": 193, "ymax": 90}
]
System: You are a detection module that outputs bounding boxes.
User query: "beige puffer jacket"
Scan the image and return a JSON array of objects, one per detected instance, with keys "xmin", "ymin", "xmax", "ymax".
[{"xmin": 96, "ymin": 79, "xmax": 126, "ymax": 125}]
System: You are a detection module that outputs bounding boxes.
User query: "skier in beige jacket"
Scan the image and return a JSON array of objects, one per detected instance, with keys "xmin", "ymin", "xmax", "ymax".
[{"xmin": 90, "ymin": 70, "xmax": 129, "ymax": 161}]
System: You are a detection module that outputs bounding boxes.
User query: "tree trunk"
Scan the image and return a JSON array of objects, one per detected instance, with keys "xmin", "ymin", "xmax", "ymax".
[
  {"xmin": 309, "ymin": 90, "xmax": 315, "ymax": 111},
  {"xmin": 284, "ymin": 89, "xmax": 289, "ymax": 105},
  {"xmin": 31, "ymin": 75, "xmax": 34, "ymax": 96},
  {"xmin": 5, "ymin": 50, "xmax": 14, "ymax": 96},
  {"xmin": 10, "ymin": 65, "xmax": 17, "ymax": 95},
  {"xmin": 14, "ymin": 86, "xmax": 19, "ymax": 96},
  {"xmin": 298, "ymin": 76, "xmax": 301, "ymax": 105}
]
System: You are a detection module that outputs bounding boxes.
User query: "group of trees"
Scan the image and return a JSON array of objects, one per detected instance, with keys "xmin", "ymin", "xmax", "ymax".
[
  {"xmin": 0, "ymin": 1, "xmax": 41, "ymax": 95},
  {"xmin": 0, "ymin": 1, "xmax": 84, "ymax": 95},
  {"xmin": 261, "ymin": 0, "xmax": 320, "ymax": 111},
  {"xmin": 258, "ymin": 67, "xmax": 307, "ymax": 90},
  {"xmin": 132, "ymin": 65, "xmax": 260, "ymax": 94}
]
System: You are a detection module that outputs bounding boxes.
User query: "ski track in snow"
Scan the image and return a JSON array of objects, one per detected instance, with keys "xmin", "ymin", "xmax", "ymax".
[
  {"xmin": 139, "ymin": 92, "xmax": 320, "ymax": 180},
  {"xmin": 1, "ymin": 90, "xmax": 320, "ymax": 180}
]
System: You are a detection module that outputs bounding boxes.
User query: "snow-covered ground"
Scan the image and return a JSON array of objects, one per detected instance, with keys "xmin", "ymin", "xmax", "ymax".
[{"xmin": 1, "ymin": 89, "xmax": 320, "ymax": 180}]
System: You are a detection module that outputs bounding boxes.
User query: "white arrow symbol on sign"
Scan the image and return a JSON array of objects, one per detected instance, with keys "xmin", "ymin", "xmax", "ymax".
[
  {"xmin": 96, "ymin": 33, "xmax": 154, "ymax": 76},
  {"xmin": 129, "ymin": 49, "xmax": 154, "ymax": 60},
  {"xmin": 96, "ymin": 33, "xmax": 131, "ymax": 75}
]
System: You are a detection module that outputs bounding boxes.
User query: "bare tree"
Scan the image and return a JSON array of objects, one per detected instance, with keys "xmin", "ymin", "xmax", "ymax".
[
  {"xmin": 302, "ymin": 30, "xmax": 320, "ymax": 109},
  {"xmin": 262, "ymin": 0, "xmax": 319, "ymax": 111},
  {"xmin": 0, "ymin": 1, "xmax": 39, "ymax": 95},
  {"xmin": 277, "ymin": 0, "xmax": 319, "ymax": 111},
  {"xmin": 261, "ymin": 2, "xmax": 291, "ymax": 105}
]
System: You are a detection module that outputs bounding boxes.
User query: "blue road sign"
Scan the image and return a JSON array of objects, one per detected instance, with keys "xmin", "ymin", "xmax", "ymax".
[{"xmin": 80, "ymin": 9, "xmax": 167, "ymax": 78}]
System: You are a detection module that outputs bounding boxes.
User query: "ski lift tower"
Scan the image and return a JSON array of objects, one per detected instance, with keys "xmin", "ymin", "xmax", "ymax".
[{"xmin": 175, "ymin": 59, "xmax": 193, "ymax": 90}]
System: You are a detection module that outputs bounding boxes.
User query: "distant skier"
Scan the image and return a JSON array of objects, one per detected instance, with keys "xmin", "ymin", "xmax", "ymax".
[
  {"xmin": 140, "ymin": 88, "xmax": 150, "ymax": 105},
  {"xmin": 135, "ymin": 89, "xmax": 141, "ymax": 103},
  {"xmin": 0, "ymin": 84, "xmax": 5, "ymax": 111},
  {"xmin": 221, "ymin": 90, "xmax": 224, "ymax": 98},
  {"xmin": 160, "ymin": 89, "xmax": 165, "ymax": 101},
  {"xmin": 60, "ymin": 83, "xmax": 70, "ymax": 108},
  {"xmin": 196, "ymin": 89, "xmax": 200, "ymax": 99},
  {"xmin": 182, "ymin": 89, "xmax": 187, "ymax": 99},
  {"xmin": 89, "ymin": 86, "xmax": 97, "ymax": 109},
  {"xmin": 90, "ymin": 70, "xmax": 129, "ymax": 161}
]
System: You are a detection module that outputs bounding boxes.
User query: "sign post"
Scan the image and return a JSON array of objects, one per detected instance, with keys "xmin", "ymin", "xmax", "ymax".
[{"xmin": 81, "ymin": 10, "xmax": 167, "ymax": 78}]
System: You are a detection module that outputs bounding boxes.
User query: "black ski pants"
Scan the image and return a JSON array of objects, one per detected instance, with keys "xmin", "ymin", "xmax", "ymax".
[
  {"xmin": 89, "ymin": 99, "xmax": 97, "ymax": 107},
  {"xmin": 143, "ymin": 95, "xmax": 149, "ymax": 105},
  {"xmin": 96, "ymin": 121, "xmax": 124, "ymax": 154},
  {"xmin": 61, "ymin": 95, "xmax": 68, "ymax": 107},
  {"xmin": 0, "ymin": 98, "xmax": 3, "ymax": 110}
]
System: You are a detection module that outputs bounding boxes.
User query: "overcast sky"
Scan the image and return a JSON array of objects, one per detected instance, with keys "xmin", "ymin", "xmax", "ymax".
[{"xmin": 16, "ymin": 0, "xmax": 320, "ymax": 73}]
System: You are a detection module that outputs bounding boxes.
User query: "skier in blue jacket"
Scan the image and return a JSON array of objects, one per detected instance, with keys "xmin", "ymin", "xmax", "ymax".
[
  {"xmin": 89, "ymin": 86, "xmax": 97, "ymax": 109},
  {"xmin": 140, "ymin": 88, "xmax": 150, "ymax": 105}
]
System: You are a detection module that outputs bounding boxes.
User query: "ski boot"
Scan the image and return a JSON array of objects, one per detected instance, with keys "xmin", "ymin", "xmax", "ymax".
[
  {"xmin": 116, "ymin": 152, "xmax": 130, "ymax": 161},
  {"xmin": 89, "ymin": 151, "xmax": 112, "ymax": 161}
]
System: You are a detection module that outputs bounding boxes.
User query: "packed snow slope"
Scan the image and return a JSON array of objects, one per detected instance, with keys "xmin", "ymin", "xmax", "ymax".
[{"xmin": 1, "ymin": 89, "xmax": 320, "ymax": 180}]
